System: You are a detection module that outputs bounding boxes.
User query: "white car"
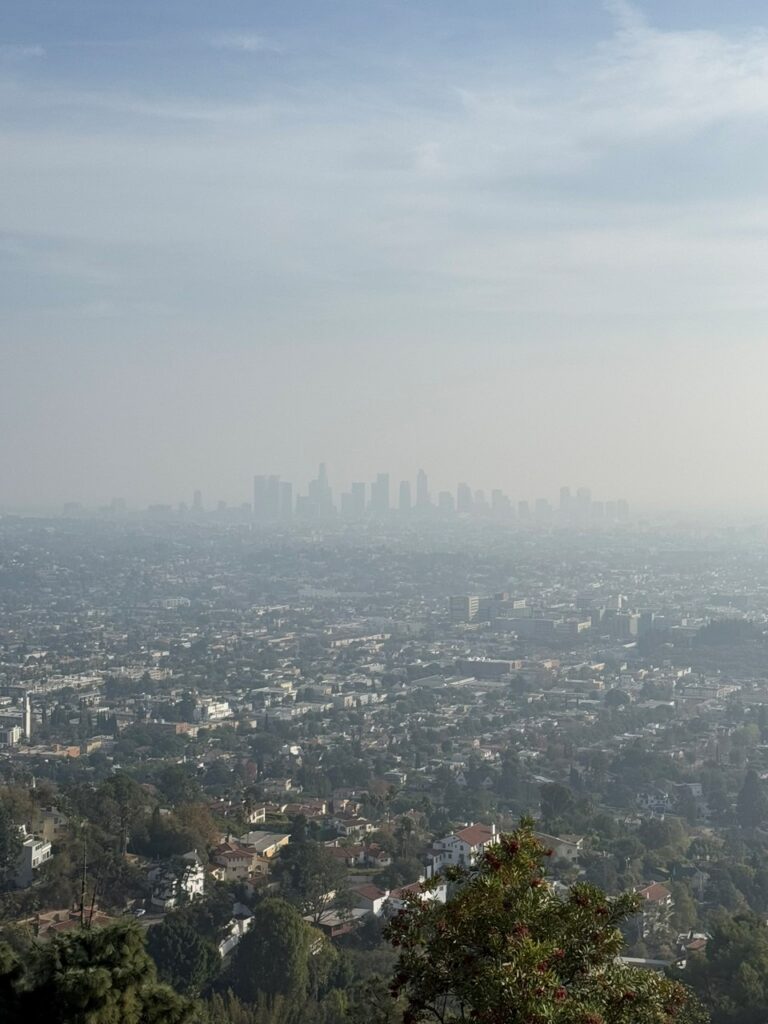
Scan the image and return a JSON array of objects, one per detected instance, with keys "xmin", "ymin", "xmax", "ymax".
[{"xmin": 132, "ymin": 908, "xmax": 146, "ymax": 917}]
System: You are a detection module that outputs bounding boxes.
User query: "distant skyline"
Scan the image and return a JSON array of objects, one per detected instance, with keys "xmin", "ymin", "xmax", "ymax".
[{"xmin": 4, "ymin": 2, "xmax": 768, "ymax": 510}]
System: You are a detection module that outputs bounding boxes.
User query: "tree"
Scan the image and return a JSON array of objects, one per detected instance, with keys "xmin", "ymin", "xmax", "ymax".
[
  {"xmin": 0, "ymin": 803, "xmax": 21, "ymax": 889},
  {"xmin": 736, "ymin": 771, "xmax": 768, "ymax": 830},
  {"xmin": 146, "ymin": 912, "xmax": 221, "ymax": 995},
  {"xmin": 605, "ymin": 689, "xmax": 631, "ymax": 709},
  {"xmin": 227, "ymin": 898, "xmax": 316, "ymax": 1005},
  {"xmin": 273, "ymin": 841, "xmax": 348, "ymax": 924},
  {"xmin": 394, "ymin": 817, "xmax": 417, "ymax": 859},
  {"xmin": 96, "ymin": 773, "xmax": 148, "ymax": 854},
  {"xmin": 539, "ymin": 783, "xmax": 576, "ymax": 827},
  {"xmin": 682, "ymin": 911, "xmax": 768, "ymax": 1024},
  {"xmin": 385, "ymin": 819, "xmax": 706, "ymax": 1024},
  {"xmin": 0, "ymin": 921, "xmax": 193, "ymax": 1024}
]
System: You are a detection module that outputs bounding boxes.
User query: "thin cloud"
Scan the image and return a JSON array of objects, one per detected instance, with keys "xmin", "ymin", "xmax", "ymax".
[
  {"xmin": 209, "ymin": 32, "xmax": 281, "ymax": 55},
  {"xmin": 0, "ymin": 44, "xmax": 45, "ymax": 59}
]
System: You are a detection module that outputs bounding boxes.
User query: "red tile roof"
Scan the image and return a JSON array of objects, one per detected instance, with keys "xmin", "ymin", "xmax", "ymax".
[
  {"xmin": 454, "ymin": 824, "xmax": 495, "ymax": 847},
  {"xmin": 637, "ymin": 882, "xmax": 671, "ymax": 903},
  {"xmin": 353, "ymin": 884, "xmax": 386, "ymax": 901}
]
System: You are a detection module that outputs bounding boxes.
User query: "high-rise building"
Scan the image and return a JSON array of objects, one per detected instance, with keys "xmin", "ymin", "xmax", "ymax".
[
  {"xmin": 398, "ymin": 480, "xmax": 412, "ymax": 513},
  {"xmin": 350, "ymin": 482, "xmax": 366, "ymax": 517},
  {"xmin": 370, "ymin": 473, "xmax": 390, "ymax": 514},
  {"xmin": 266, "ymin": 475, "xmax": 281, "ymax": 518},
  {"xmin": 491, "ymin": 489, "xmax": 511, "ymax": 518},
  {"xmin": 23, "ymin": 694, "xmax": 32, "ymax": 740},
  {"xmin": 253, "ymin": 475, "xmax": 268, "ymax": 519},
  {"xmin": 438, "ymin": 491, "xmax": 455, "ymax": 513},
  {"xmin": 450, "ymin": 595, "xmax": 480, "ymax": 622},
  {"xmin": 416, "ymin": 469, "xmax": 430, "ymax": 508},
  {"xmin": 473, "ymin": 490, "xmax": 489, "ymax": 514},
  {"xmin": 559, "ymin": 486, "xmax": 571, "ymax": 518},
  {"xmin": 518, "ymin": 500, "xmax": 531, "ymax": 522},
  {"xmin": 576, "ymin": 487, "xmax": 592, "ymax": 523},
  {"xmin": 307, "ymin": 463, "xmax": 334, "ymax": 517},
  {"xmin": 253, "ymin": 475, "xmax": 282, "ymax": 520},
  {"xmin": 456, "ymin": 482, "xmax": 473, "ymax": 514},
  {"xmin": 279, "ymin": 481, "xmax": 293, "ymax": 519},
  {"xmin": 192, "ymin": 489, "xmax": 203, "ymax": 512}
]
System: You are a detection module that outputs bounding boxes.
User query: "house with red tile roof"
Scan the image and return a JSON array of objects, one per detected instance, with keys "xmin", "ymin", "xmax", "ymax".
[
  {"xmin": 429, "ymin": 822, "xmax": 498, "ymax": 870},
  {"xmin": 635, "ymin": 882, "xmax": 674, "ymax": 939}
]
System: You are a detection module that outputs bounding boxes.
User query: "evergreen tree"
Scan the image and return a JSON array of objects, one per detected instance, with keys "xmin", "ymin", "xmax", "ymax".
[
  {"xmin": 681, "ymin": 911, "xmax": 768, "ymax": 1024},
  {"xmin": 227, "ymin": 898, "xmax": 316, "ymax": 1005},
  {"xmin": 0, "ymin": 921, "xmax": 193, "ymax": 1024},
  {"xmin": 146, "ymin": 912, "xmax": 221, "ymax": 995},
  {"xmin": 736, "ymin": 770, "xmax": 768, "ymax": 830},
  {"xmin": 0, "ymin": 803, "xmax": 21, "ymax": 889}
]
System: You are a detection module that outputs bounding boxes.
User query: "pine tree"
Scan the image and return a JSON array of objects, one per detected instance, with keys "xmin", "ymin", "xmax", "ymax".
[
  {"xmin": 737, "ymin": 770, "xmax": 768, "ymax": 830},
  {"xmin": 0, "ymin": 921, "xmax": 193, "ymax": 1024}
]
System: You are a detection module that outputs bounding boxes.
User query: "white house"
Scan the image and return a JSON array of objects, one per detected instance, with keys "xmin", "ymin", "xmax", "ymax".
[
  {"xmin": 430, "ymin": 823, "xmax": 498, "ymax": 870},
  {"xmin": 218, "ymin": 904, "xmax": 255, "ymax": 957},
  {"xmin": 15, "ymin": 833, "xmax": 53, "ymax": 888},
  {"xmin": 149, "ymin": 850, "xmax": 205, "ymax": 910},
  {"xmin": 386, "ymin": 879, "xmax": 448, "ymax": 914},
  {"xmin": 535, "ymin": 832, "xmax": 584, "ymax": 863}
]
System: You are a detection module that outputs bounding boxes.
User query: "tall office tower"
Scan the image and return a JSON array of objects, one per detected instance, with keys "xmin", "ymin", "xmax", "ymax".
[
  {"xmin": 192, "ymin": 489, "xmax": 203, "ymax": 513},
  {"xmin": 491, "ymin": 489, "xmax": 511, "ymax": 517},
  {"xmin": 370, "ymin": 473, "xmax": 390, "ymax": 514},
  {"xmin": 279, "ymin": 481, "xmax": 293, "ymax": 519},
  {"xmin": 350, "ymin": 482, "xmax": 366, "ymax": 517},
  {"xmin": 559, "ymin": 486, "xmax": 572, "ymax": 518},
  {"xmin": 253, "ymin": 475, "xmax": 267, "ymax": 519},
  {"xmin": 438, "ymin": 490, "xmax": 455, "ymax": 512},
  {"xmin": 416, "ymin": 468, "xmax": 430, "ymax": 508},
  {"xmin": 535, "ymin": 498, "xmax": 552, "ymax": 523},
  {"xmin": 591, "ymin": 501, "xmax": 605, "ymax": 523},
  {"xmin": 473, "ymin": 490, "xmax": 489, "ymax": 514},
  {"xmin": 576, "ymin": 487, "xmax": 592, "ymax": 524},
  {"xmin": 265, "ymin": 475, "xmax": 281, "ymax": 519},
  {"xmin": 23, "ymin": 694, "xmax": 32, "ymax": 739},
  {"xmin": 398, "ymin": 480, "xmax": 412, "ymax": 513},
  {"xmin": 605, "ymin": 500, "xmax": 618, "ymax": 522},
  {"xmin": 456, "ymin": 482, "xmax": 473, "ymax": 514},
  {"xmin": 308, "ymin": 463, "xmax": 334, "ymax": 517},
  {"xmin": 518, "ymin": 500, "xmax": 531, "ymax": 522},
  {"xmin": 617, "ymin": 499, "xmax": 630, "ymax": 521}
]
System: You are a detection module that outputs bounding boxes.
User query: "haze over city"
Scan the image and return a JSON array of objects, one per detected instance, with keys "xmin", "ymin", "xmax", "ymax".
[{"xmin": 3, "ymin": 0, "xmax": 768, "ymax": 510}]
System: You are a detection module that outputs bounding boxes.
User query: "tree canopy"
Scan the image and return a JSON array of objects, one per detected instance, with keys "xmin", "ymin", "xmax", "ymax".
[
  {"xmin": 385, "ymin": 819, "xmax": 706, "ymax": 1024},
  {"xmin": 0, "ymin": 921, "xmax": 193, "ymax": 1024}
]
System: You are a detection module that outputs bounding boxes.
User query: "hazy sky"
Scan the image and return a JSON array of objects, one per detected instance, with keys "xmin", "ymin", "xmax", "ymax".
[{"xmin": 3, "ymin": 0, "xmax": 768, "ymax": 510}]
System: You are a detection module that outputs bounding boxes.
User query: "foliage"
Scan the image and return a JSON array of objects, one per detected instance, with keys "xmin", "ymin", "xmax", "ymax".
[
  {"xmin": 146, "ymin": 912, "xmax": 221, "ymax": 995},
  {"xmin": 0, "ymin": 921, "xmax": 194, "ymax": 1024},
  {"xmin": 0, "ymin": 802, "xmax": 21, "ymax": 889},
  {"xmin": 736, "ymin": 771, "xmax": 768, "ymax": 831},
  {"xmin": 681, "ymin": 911, "xmax": 768, "ymax": 1024},
  {"xmin": 385, "ymin": 819, "xmax": 706, "ymax": 1024},
  {"xmin": 226, "ymin": 898, "xmax": 317, "ymax": 1005},
  {"xmin": 272, "ymin": 841, "xmax": 348, "ymax": 924}
]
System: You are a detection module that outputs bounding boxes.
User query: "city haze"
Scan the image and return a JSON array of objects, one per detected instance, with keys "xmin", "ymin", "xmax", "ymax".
[{"xmin": 3, "ymin": 0, "xmax": 768, "ymax": 510}]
